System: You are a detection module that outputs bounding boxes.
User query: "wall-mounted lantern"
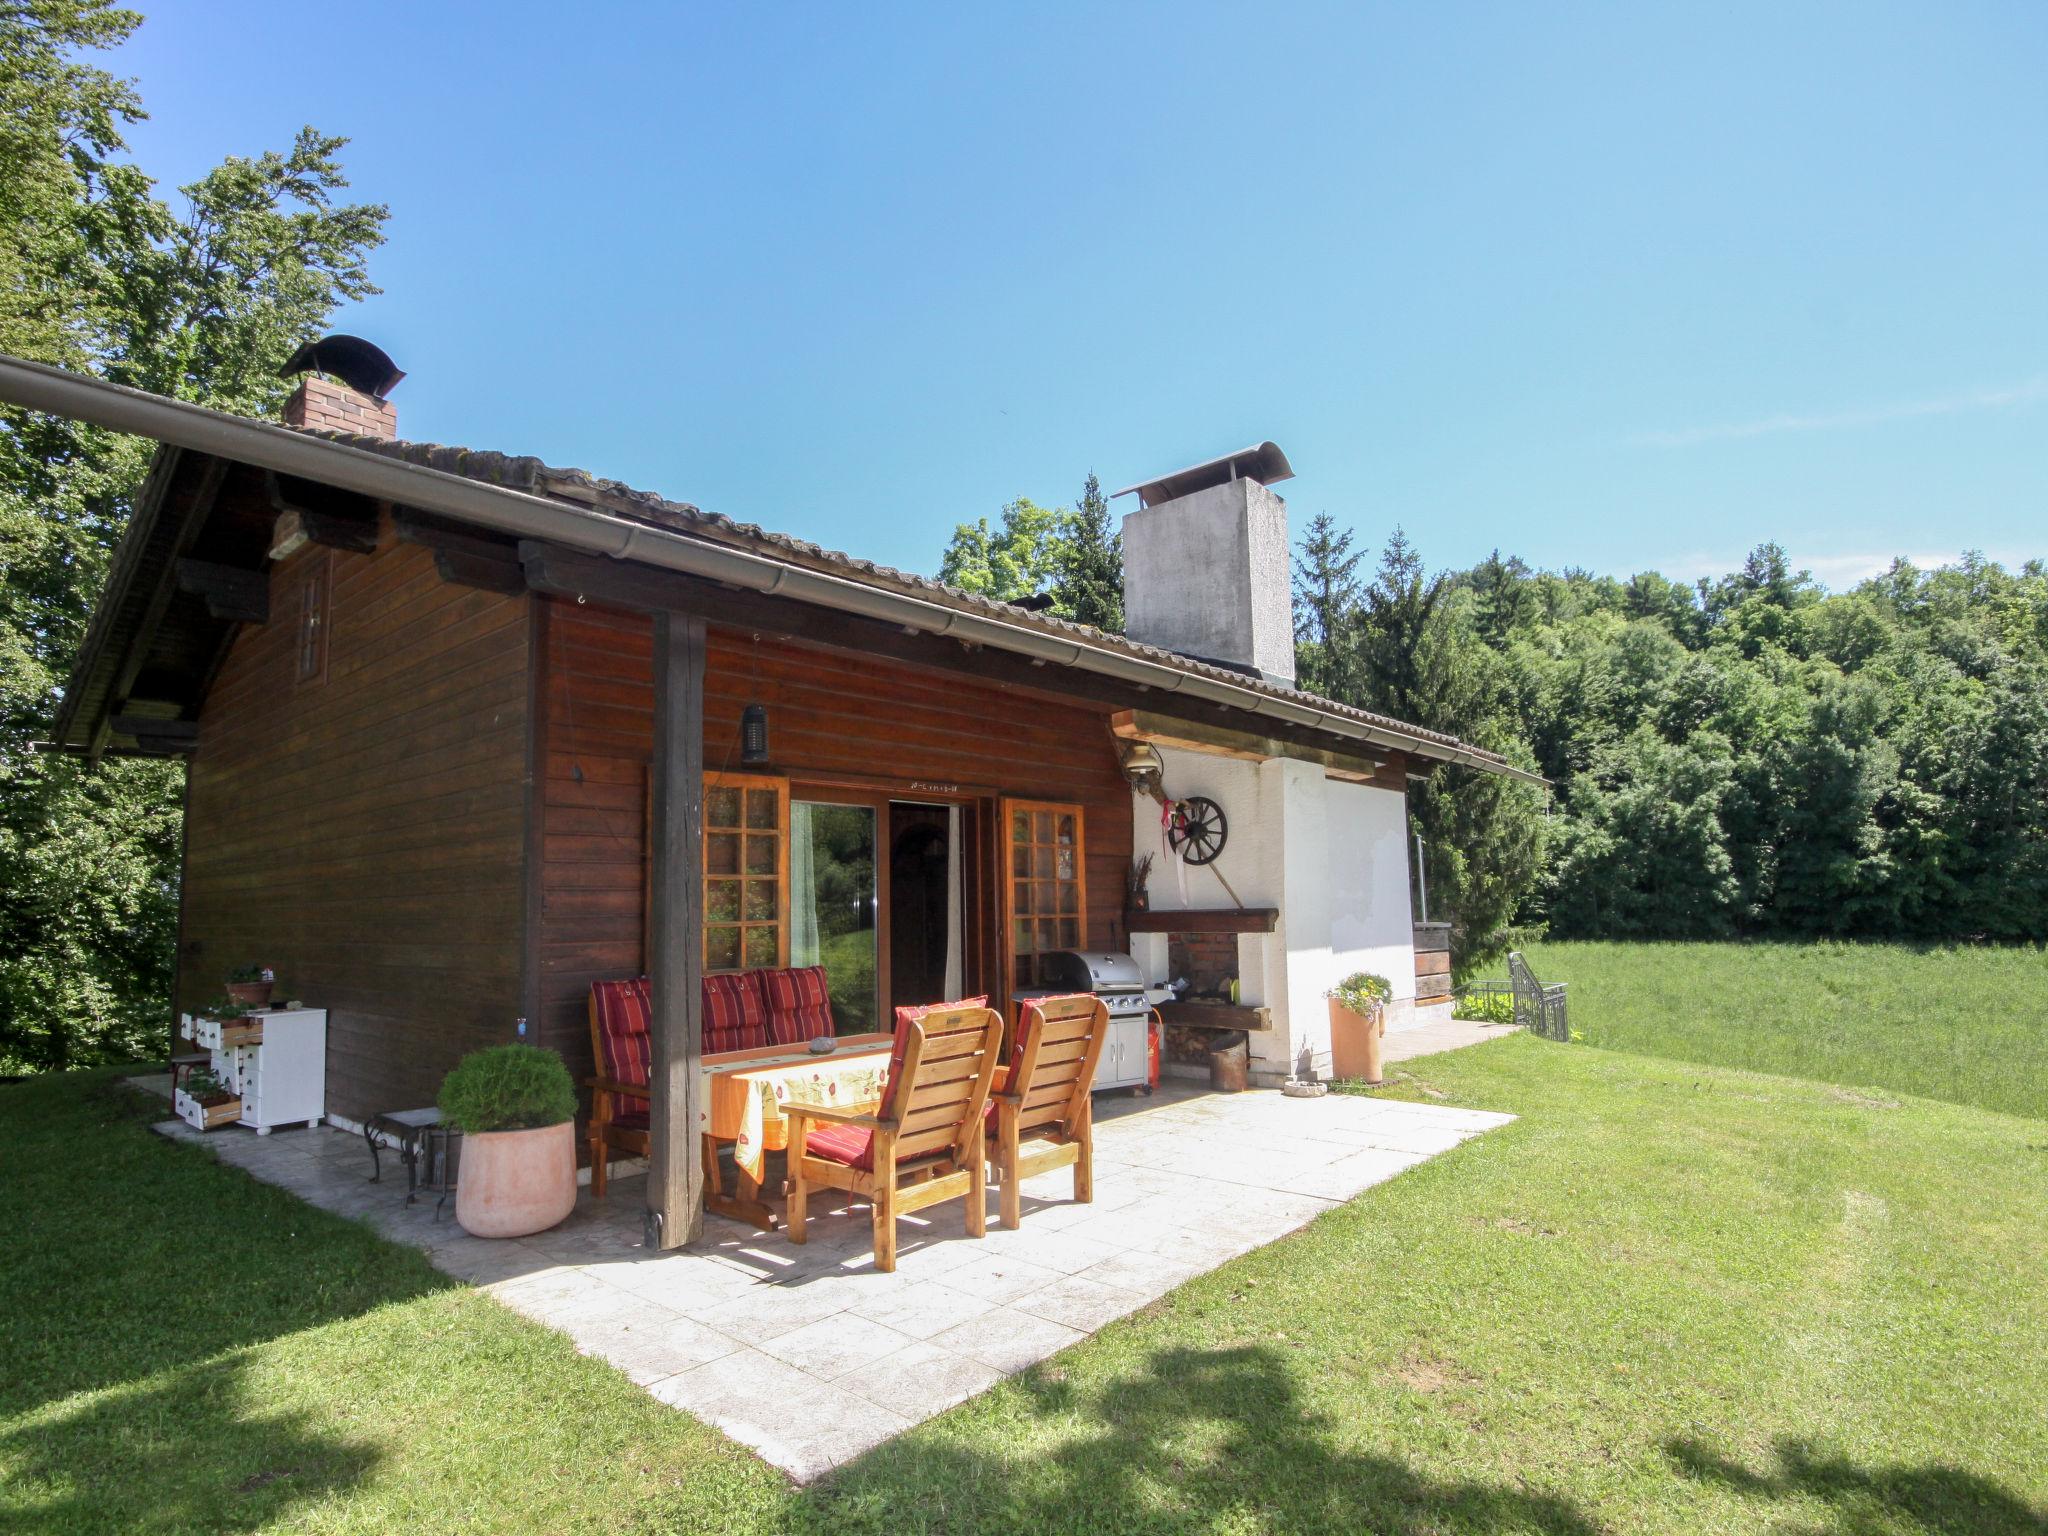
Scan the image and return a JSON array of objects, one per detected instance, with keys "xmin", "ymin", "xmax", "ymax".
[{"xmin": 741, "ymin": 704, "xmax": 770, "ymax": 766}]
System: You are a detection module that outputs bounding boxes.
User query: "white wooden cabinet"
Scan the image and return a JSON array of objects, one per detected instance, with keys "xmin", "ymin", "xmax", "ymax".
[{"xmin": 177, "ymin": 1008, "xmax": 327, "ymax": 1135}]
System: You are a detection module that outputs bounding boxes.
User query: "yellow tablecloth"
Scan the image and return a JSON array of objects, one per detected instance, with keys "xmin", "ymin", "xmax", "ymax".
[{"xmin": 702, "ymin": 1036, "xmax": 893, "ymax": 1181}]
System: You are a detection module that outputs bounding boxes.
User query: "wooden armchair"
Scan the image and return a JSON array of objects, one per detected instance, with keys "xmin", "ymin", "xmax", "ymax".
[
  {"xmin": 587, "ymin": 978, "xmax": 653, "ymax": 1199},
  {"xmin": 990, "ymin": 994, "xmax": 1110, "ymax": 1229},
  {"xmin": 784, "ymin": 1002, "xmax": 1004, "ymax": 1272}
]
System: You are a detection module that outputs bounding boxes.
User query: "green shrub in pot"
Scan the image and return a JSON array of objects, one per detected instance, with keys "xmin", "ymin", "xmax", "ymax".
[{"xmin": 437, "ymin": 1044, "xmax": 576, "ymax": 1134}]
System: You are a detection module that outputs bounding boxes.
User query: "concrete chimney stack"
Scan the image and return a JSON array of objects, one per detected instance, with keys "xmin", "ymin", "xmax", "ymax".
[{"xmin": 1114, "ymin": 442, "xmax": 1296, "ymax": 687}]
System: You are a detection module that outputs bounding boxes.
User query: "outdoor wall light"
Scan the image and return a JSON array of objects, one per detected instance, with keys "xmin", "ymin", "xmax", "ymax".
[{"xmin": 741, "ymin": 703, "xmax": 770, "ymax": 765}]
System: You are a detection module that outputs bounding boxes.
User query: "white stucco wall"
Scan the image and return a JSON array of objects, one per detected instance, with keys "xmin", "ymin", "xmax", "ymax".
[
  {"xmin": 1326, "ymin": 778, "xmax": 1418, "ymax": 1004},
  {"xmin": 1131, "ymin": 745, "xmax": 1417, "ymax": 1085}
]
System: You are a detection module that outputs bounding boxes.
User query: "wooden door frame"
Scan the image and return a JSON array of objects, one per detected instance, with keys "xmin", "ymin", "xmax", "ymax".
[{"xmin": 789, "ymin": 780, "xmax": 993, "ymax": 1021}]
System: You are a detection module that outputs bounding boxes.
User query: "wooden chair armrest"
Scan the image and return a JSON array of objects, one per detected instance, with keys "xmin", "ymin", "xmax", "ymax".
[
  {"xmin": 783, "ymin": 1102, "xmax": 888, "ymax": 1130},
  {"xmin": 586, "ymin": 1077, "xmax": 650, "ymax": 1099}
]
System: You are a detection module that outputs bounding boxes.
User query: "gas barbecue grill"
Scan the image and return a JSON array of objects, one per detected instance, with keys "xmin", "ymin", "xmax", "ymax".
[{"xmin": 1018, "ymin": 950, "xmax": 1158, "ymax": 1094}]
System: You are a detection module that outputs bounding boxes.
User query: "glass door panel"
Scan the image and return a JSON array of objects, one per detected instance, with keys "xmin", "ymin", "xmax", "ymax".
[{"xmin": 791, "ymin": 801, "xmax": 878, "ymax": 1034}]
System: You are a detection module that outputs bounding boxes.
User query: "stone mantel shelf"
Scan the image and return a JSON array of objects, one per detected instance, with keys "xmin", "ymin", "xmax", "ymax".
[{"xmin": 1125, "ymin": 907, "xmax": 1279, "ymax": 934}]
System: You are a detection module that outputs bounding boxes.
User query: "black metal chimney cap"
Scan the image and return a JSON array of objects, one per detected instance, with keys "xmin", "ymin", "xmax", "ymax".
[{"xmin": 278, "ymin": 334, "xmax": 405, "ymax": 400}]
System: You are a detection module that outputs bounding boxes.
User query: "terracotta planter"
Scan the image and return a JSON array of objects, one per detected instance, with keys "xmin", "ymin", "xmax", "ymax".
[
  {"xmin": 225, "ymin": 980, "xmax": 273, "ymax": 1009},
  {"xmin": 1329, "ymin": 998, "xmax": 1385, "ymax": 1086},
  {"xmin": 455, "ymin": 1121, "xmax": 577, "ymax": 1238}
]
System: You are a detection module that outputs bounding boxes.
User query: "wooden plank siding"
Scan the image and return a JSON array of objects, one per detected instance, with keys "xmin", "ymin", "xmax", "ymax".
[
  {"xmin": 179, "ymin": 513, "xmax": 532, "ymax": 1122},
  {"xmin": 533, "ymin": 595, "xmax": 1135, "ymax": 1087}
]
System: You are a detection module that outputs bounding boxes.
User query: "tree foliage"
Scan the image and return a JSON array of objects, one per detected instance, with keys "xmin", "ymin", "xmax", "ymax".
[
  {"xmin": 937, "ymin": 474, "xmax": 1123, "ymax": 631},
  {"xmin": 0, "ymin": 1, "xmax": 386, "ymax": 1071},
  {"xmin": 1294, "ymin": 523, "xmax": 2048, "ymax": 958}
]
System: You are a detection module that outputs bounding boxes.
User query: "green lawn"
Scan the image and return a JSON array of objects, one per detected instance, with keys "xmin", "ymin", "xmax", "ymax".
[
  {"xmin": 1523, "ymin": 939, "xmax": 2048, "ymax": 1122},
  {"xmin": 6, "ymin": 1032, "xmax": 2047, "ymax": 1533}
]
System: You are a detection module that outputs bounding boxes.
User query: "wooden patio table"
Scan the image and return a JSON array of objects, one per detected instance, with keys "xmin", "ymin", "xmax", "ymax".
[{"xmin": 699, "ymin": 1033, "xmax": 894, "ymax": 1228}]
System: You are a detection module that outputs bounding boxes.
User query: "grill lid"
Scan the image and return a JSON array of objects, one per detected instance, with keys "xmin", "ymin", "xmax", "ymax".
[{"xmin": 1038, "ymin": 950, "xmax": 1146, "ymax": 993}]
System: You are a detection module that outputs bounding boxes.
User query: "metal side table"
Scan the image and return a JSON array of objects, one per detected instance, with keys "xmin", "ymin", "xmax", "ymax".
[{"xmin": 363, "ymin": 1107, "xmax": 462, "ymax": 1220}]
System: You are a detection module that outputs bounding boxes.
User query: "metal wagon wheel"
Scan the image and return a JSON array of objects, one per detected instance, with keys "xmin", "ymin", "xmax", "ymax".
[{"xmin": 1167, "ymin": 796, "xmax": 1228, "ymax": 866}]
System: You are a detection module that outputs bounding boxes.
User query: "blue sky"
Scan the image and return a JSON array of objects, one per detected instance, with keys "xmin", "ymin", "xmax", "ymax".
[{"xmin": 113, "ymin": 1, "xmax": 2046, "ymax": 589}]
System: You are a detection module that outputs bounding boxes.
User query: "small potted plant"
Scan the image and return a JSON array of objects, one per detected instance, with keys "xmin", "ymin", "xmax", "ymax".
[
  {"xmin": 1327, "ymin": 971, "xmax": 1392, "ymax": 1086},
  {"xmin": 176, "ymin": 1066, "xmax": 243, "ymax": 1131},
  {"xmin": 224, "ymin": 965, "xmax": 275, "ymax": 1011},
  {"xmin": 438, "ymin": 1043, "xmax": 579, "ymax": 1239},
  {"xmin": 1126, "ymin": 853, "xmax": 1154, "ymax": 914}
]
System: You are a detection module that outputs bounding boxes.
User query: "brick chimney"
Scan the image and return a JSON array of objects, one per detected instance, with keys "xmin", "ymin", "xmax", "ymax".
[
  {"xmin": 1114, "ymin": 442, "xmax": 1297, "ymax": 687},
  {"xmin": 282, "ymin": 372, "xmax": 396, "ymax": 437},
  {"xmin": 276, "ymin": 334, "xmax": 404, "ymax": 438}
]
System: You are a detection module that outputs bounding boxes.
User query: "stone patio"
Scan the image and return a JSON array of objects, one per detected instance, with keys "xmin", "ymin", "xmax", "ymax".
[{"xmin": 153, "ymin": 1084, "xmax": 1511, "ymax": 1482}]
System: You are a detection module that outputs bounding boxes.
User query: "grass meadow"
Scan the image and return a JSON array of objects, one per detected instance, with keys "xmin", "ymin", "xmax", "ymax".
[
  {"xmin": 1522, "ymin": 940, "xmax": 2048, "ymax": 1122},
  {"xmin": 8, "ymin": 1026, "xmax": 2048, "ymax": 1533}
]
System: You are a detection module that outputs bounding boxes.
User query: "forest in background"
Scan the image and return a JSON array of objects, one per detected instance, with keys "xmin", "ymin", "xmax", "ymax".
[{"xmin": 942, "ymin": 499, "xmax": 2048, "ymax": 968}]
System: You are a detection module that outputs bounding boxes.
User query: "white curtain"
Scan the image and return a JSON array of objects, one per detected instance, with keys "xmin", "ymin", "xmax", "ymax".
[
  {"xmin": 789, "ymin": 802, "xmax": 820, "ymax": 966},
  {"xmin": 943, "ymin": 805, "xmax": 964, "ymax": 999}
]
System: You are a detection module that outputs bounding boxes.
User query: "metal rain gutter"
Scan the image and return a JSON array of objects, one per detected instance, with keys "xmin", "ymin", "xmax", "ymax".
[{"xmin": 0, "ymin": 353, "xmax": 1545, "ymax": 785}]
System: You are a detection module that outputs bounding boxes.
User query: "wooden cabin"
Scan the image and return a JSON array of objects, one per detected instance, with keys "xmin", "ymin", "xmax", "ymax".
[{"xmin": 15, "ymin": 342, "xmax": 1539, "ymax": 1247}]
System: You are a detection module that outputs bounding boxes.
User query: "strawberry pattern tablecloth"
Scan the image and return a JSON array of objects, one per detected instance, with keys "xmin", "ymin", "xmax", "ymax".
[{"xmin": 702, "ymin": 1038, "xmax": 893, "ymax": 1182}]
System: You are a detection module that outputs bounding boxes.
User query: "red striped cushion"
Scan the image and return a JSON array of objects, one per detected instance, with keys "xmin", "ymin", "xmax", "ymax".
[
  {"xmin": 703, "ymin": 971, "xmax": 770, "ymax": 1054},
  {"xmin": 591, "ymin": 978, "xmax": 653, "ymax": 1091},
  {"xmin": 803, "ymin": 1119, "xmax": 874, "ymax": 1171},
  {"xmin": 757, "ymin": 965, "xmax": 833, "ymax": 1045}
]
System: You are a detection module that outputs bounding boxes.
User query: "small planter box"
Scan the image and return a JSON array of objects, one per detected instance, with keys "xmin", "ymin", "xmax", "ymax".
[
  {"xmin": 174, "ymin": 1087, "xmax": 245, "ymax": 1132},
  {"xmin": 192, "ymin": 1014, "xmax": 264, "ymax": 1051}
]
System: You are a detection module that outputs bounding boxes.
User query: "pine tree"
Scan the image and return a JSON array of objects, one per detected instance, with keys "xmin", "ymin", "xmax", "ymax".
[
  {"xmin": 1290, "ymin": 512, "xmax": 1362, "ymax": 700},
  {"xmin": 1052, "ymin": 472, "xmax": 1123, "ymax": 632}
]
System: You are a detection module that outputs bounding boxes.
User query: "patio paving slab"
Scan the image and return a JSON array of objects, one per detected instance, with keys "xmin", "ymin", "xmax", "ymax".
[{"xmin": 149, "ymin": 1081, "xmax": 1510, "ymax": 1482}]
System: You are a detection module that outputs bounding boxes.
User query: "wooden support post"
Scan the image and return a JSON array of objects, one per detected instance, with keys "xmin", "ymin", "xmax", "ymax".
[{"xmin": 646, "ymin": 610, "xmax": 707, "ymax": 1248}]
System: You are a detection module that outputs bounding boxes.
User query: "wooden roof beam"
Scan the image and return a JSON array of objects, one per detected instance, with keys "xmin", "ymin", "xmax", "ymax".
[{"xmin": 1109, "ymin": 708, "xmax": 1391, "ymax": 784}]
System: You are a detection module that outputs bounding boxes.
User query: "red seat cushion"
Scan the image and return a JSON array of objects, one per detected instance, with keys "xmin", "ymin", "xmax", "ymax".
[
  {"xmin": 803, "ymin": 1119, "xmax": 875, "ymax": 1171},
  {"xmin": 703, "ymin": 971, "xmax": 770, "ymax": 1054},
  {"xmin": 591, "ymin": 978, "xmax": 653, "ymax": 1091},
  {"xmin": 757, "ymin": 966, "xmax": 833, "ymax": 1045}
]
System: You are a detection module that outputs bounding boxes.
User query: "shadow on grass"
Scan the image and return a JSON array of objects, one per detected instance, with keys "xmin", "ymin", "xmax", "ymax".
[
  {"xmin": 0, "ymin": 1072, "xmax": 453, "ymax": 1416},
  {"xmin": 1667, "ymin": 1436, "xmax": 2048, "ymax": 1536},
  {"xmin": 809, "ymin": 1343, "xmax": 1602, "ymax": 1535},
  {"xmin": 0, "ymin": 1350, "xmax": 379, "ymax": 1533}
]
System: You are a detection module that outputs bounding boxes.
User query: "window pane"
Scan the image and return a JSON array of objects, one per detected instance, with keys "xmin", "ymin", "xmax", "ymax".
[
  {"xmin": 1014, "ymin": 919, "xmax": 1033, "ymax": 950},
  {"xmin": 1033, "ymin": 810, "xmax": 1054, "ymax": 843},
  {"xmin": 745, "ymin": 787, "xmax": 779, "ymax": 830},
  {"xmin": 1058, "ymin": 918, "xmax": 1079, "ymax": 948},
  {"xmin": 1037, "ymin": 918, "xmax": 1058, "ymax": 950},
  {"xmin": 1013, "ymin": 845, "xmax": 1034, "ymax": 880},
  {"xmin": 1014, "ymin": 954, "xmax": 1035, "ymax": 988},
  {"xmin": 745, "ymin": 834, "xmax": 777, "ymax": 875},
  {"xmin": 1056, "ymin": 847, "xmax": 1076, "ymax": 881},
  {"xmin": 742, "ymin": 925, "xmax": 779, "ymax": 968},
  {"xmin": 1056, "ymin": 813, "xmax": 1076, "ymax": 844},
  {"xmin": 706, "ymin": 785, "xmax": 741, "ymax": 829},
  {"xmin": 707, "ymin": 833, "xmax": 740, "ymax": 877},
  {"xmin": 707, "ymin": 879, "xmax": 741, "ymax": 923},
  {"xmin": 1058, "ymin": 882, "xmax": 1078, "ymax": 914},
  {"xmin": 1011, "ymin": 809, "xmax": 1030, "ymax": 843},
  {"xmin": 793, "ymin": 801, "xmax": 877, "ymax": 1035},
  {"xmin": 1014, "ymin": 881, "xmax": 1033, "ymax": 916},
  {"xmin": 744, "ymin": 879, "xmax": 777, "ymax": 922},
  {"xmin": 706, "ymin": 925, "xmax": 741, "ymax": 971}
]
